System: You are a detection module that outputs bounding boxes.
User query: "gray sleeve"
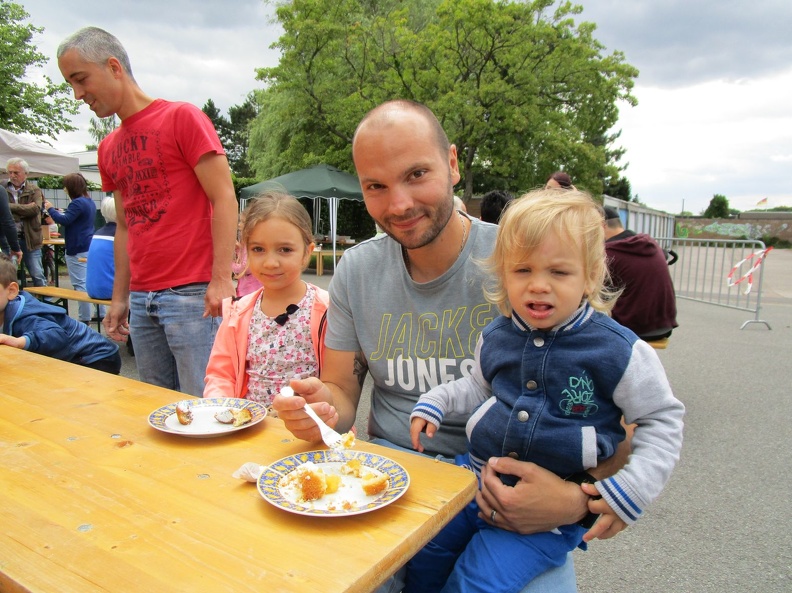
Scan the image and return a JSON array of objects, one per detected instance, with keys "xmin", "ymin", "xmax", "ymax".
[
  {"xmin": 597, "ymin": 340, "xmax": 685, "ymax": 524},
  {"xmin": 410, "ymin": 336, "xmax": 491, "ymax": 426}
]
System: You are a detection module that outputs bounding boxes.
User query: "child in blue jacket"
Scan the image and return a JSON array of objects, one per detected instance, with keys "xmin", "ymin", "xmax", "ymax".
[
  {"xmin": 407, "ymin": 190, "xmax": 684, "ymax": 593},
  {"xmin": 0, "ymin": 254, "xmax": 120, "ymax": 374}
]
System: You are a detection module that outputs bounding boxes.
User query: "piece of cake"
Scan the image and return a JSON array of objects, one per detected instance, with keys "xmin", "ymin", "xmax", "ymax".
[
  {"xmin": 339, "ymin": 431, "xmax": 356, "ymax": 449},
  {"xmin": 325, "ymin": 474, "xmax": 341, "ymax": 494},
  {"xmin": 291, "ymin": 462, "xmax": 327, "ymax": 502},
  {"xmin": 361, "ymin": 471, "xmax": 389, "ymax": 496},
  {"xmin": 231, "ymin": 407, "xmax": 253, "ymax": 427},
  {"xmin": 175, "ymin": 401, "xmax": 193, "ymax": 425},
  {"xmin": 340, "ymin": 457, "xmax": 363, "ymax": 477}
]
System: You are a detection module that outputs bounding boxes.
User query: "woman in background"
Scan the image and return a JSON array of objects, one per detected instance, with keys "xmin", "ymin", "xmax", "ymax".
[{"xmin": 44, "ymin": 173, "xmax": 96, "ymax": 324}]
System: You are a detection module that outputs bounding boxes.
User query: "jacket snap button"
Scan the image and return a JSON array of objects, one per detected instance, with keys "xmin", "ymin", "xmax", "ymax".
[
  {"xmin": 508, "ymin": 452, "xmax": 519, "ymax": 459},
  {"xmin": 526, "ymin": 380, "xmax": 537, "ymax": 390},
  {"xmin": 517, "ymin": 411, "xmax": 529, "ymax": 422},
  {"xmin": 533, "ymin": 337, "xmax": 545, "ymax": 347}
]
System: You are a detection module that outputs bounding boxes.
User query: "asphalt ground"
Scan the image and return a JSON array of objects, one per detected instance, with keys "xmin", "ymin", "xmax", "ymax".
[{"xmin": 66, "ymin": 248, "xmax": 791, "ymax": 592}]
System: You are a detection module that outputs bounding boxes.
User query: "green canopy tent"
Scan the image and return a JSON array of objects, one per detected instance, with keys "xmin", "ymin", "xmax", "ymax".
[{"xmin": 240, "ymin": 164, "xmax": 364, "ymax": 273}]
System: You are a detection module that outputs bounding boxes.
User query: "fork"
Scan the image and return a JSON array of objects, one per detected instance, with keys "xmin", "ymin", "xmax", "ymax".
[{"xmin": 280, "ymin": 386, "xmax": 343, "ymax": 449}]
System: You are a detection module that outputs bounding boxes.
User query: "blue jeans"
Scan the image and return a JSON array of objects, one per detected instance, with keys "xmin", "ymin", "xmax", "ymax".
[
  {"xmin": 129, "ymin": 284, "xmax": 219, "ymax": 397},
  {"xmin": 22, "ymin": 242, "xmax": 47, "ymax": 287},
  {"xmin": 369, "ymin": 438, "xmax": 578, "ymax": 593},
  {"xmin": 66, "ymin": 252, "xmax": 104, "ymax": 322}
]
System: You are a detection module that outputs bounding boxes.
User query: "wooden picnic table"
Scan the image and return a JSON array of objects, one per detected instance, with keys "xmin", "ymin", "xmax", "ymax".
[{"xmin": 0, "ymin": 347, "xmax": 476, "ymax": 593}]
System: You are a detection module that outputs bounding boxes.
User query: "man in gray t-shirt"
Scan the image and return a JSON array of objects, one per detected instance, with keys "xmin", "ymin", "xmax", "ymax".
[
  {"xmin": 274, "ymin": 100, "xmax": 627, "ymax": 593},
  {"xmin": 327, "ymin": 217, "xmax": 497, "ymax": 457}
]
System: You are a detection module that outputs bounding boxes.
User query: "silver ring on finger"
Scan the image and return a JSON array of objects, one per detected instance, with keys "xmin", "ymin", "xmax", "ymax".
[{"xmin": 490, "ymin": 509, "xmax": 497, "ymax": 523}]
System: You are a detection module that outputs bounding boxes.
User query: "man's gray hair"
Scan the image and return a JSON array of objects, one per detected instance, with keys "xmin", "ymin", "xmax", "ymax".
[
  {"xmin": 57, "ymin": 26, "xmax": 135, "ymax": 81},
  {"xmin": 6, "ymin": 158, "xmax": 29, "ymax": 173}
]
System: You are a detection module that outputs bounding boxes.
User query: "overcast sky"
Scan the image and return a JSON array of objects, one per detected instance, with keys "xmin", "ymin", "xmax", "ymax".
[{"xmin": 19, "ymin": 0, "xmax": 792, "ymax": 214}]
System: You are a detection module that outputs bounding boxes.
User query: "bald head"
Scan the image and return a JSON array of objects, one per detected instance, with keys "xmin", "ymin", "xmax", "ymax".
[{"xmin": 353, "ymin": 100, "xmax": 450, "ymax": 162}]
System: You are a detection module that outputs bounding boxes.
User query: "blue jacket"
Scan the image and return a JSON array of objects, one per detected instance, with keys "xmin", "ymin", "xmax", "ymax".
[
  {"xmin": 474, "ymin": 307, "xmax": 629, "ymax": 480},
  {"xmin": 48, "ymin": 197, "xmax": 95, "ymax": 255},
  {"xmin": 86, "ymin": 222, "xmax": 116, "ymax": 300},
  {"xmin": 3, "ymin": 291, "xmax": 118, "ymax": 364},
  {"xmin": 412, "ymin": 303, "xmax": 685, "ymax": 525}
]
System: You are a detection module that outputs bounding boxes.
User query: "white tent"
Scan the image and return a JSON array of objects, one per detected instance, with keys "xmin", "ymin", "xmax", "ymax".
[{"xmin": 0, "ymin": 128, "xmax": 80, "ymax": 177}]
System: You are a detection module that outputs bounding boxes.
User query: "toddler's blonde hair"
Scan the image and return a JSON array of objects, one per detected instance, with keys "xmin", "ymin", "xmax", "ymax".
[{"xmin": 482, "ymin": 188, "xmax": 619, "ymax": 317}]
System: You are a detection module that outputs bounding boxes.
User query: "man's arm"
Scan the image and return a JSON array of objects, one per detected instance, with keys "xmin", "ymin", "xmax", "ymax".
[
  {"xmin": 9, "ymin": 189, "xmax": 42, "ymax": 219},
  {"xmin": 103, "ymin": 191, "xmax": 131, "ymax": 342},
  {"xmin": 476, "ymin": 438, "xmax": 632, "ymax": 535},
  {"xmin": 273, "ymin": 348, "xmax": 365, "ymax": 442},
  {"xmin": 193, "ymin": 152, "xmax": 237, "ymax": 318}
]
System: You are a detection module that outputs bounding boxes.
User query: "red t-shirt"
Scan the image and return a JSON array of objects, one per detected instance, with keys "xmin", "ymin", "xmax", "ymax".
[{"xmin": 99, "ymin": 99, "xmax": 225, "ymax": 291}]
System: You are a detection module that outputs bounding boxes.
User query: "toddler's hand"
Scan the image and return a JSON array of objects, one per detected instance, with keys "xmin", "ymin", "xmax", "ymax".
[
  {"xmin": 580, "ymin": 482, "xmax": 628, "ymax": 542},
  {"xmin": 409, "ymin": 417, "xmax": 437, "ymax": 453},
  {"xmin": 0, "ymin": 333, "xmax": 25, "ymax": 349}
]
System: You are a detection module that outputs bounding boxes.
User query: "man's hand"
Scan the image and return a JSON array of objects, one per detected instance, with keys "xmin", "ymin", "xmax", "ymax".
[
  {"xmin": 272, "ymin": 377, "xmax": 339, "ymax": 443},
  {"xmin": 103, "ymin": 301, "xmax": 130, "ymax": 342},
  {"xmin": 203, "ymin": 276, "xmax": 234, "ymax": 318},
  {"xmin": 475, "ymin": 457, "xmax": 590, "ymax": 535}
]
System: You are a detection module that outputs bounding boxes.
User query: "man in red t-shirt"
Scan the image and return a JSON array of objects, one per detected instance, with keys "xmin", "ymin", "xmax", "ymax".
[{"xmin": 57, "ymin": 27, "xmax": 237, "ymax": 396}]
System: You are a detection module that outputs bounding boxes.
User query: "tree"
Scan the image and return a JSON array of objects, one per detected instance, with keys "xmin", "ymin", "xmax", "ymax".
[
  {"xmin": 249, "ymin": 0, "xmax": 637, "ymax": 199},
  {"xmin": 85, "ymin": 115, "xmax": 118, "ymax": 150},
  {"xmin": 202, "ymin": 96, "xmax": 257, "ymax": 178},
  {"xmin": 0, "ymin": 1, "xmax": 79, "ymax": 139},
  {"xmin": 603, "ymin": 175, "xmax": 632, "ymax": 202},
  {"xmin": 703, "ymin": 194, "xmax": 730, "ymax": 218}
]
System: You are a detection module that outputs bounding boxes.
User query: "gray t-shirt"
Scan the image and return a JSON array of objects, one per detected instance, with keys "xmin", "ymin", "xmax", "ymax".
[{"xmin": 326, "ymin": 217, "xmax": 499, "ymax": 457}]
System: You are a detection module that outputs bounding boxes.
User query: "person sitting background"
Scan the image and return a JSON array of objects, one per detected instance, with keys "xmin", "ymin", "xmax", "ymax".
[
  {"xmin": 479, "ymin": 189, "xmax": 513, "ymax": 224},
  {"xmin": 86, "ymin": 197, "xmax": 116, "ymax": 301},
  {"xmin": 545, "ymin": 171, "xmax": 576, "ymax": 190},
  {"xmin": 0, "ymin": 253, "xmax": 121, "ymax": 374},
  {"xmin": 603, "ymin": 206, "xmax": 678, "ymax": 341},
  {"xmin": 44, "ymin": 173, "xmax": 97, "ymax": 324}
]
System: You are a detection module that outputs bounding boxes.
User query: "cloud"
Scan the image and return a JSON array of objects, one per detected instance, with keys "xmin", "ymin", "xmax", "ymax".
[
  {"xmin": 577, "ymin": 0, "xmax": 792, "ymax": 87},
  {"xmin": 16, "ymin": 0, "xmax": 792, "ymax": 214}
]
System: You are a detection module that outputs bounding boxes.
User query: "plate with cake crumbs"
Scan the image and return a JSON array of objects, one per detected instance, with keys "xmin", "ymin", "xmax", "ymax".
[
  {"xmin": 258, "ymin": 450, "xmax": 410, "ymax": 516},
  {"xmin": 148, "ymin": 398, "xmax": 267, "ymax": 438}
]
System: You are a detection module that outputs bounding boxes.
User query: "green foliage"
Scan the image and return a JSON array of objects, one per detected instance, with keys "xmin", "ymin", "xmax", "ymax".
[
  {"xmin": 0, "ymin": 1, "xmax": 79, "ymax": 139},
  {"xmin": 703, "ymin": 194, "xmax": 730, "ymax": 218},
  {"xmin": 603, "ymin": 175, "xmax": 631, "ymax": 201},
  {"xmin": 88, "ymin": 115, "xmax": 118, "ymax": 148},
  {"xmin": 249, "ymin": 0, "xmax": 638, "ymax": 199},
  {"xmin": 232, "ymin": 175, "xmax": 258, "ymax": 200},
  {"xmin": 36, "ymin": 175, "xmax": 101, "ymax": 191},
  {"xmin": 761, "ymin": 235, "xmax": 791, "ymax": 249},
  {"xmin": 749, "ymin": 205, "xmax": 792, "ymax": 213},
  {"xmin": 202, "ymin": 95, "xmax": 258, "ymax": 178}
]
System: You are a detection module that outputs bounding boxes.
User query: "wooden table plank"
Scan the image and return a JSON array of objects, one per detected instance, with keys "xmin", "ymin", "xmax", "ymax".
[{"xmin": 0, "ymin": 348, "xmax": 476, "ymax": 593}]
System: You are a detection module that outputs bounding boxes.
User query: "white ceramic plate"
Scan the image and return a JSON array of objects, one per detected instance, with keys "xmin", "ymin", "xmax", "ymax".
[
  {"xmin": 148, "ymin": 398, "xmax": 267, "ymax": 438},
  {"xmin": 258, "ymin": 450, "xmax": 410, "ymax": 516}
]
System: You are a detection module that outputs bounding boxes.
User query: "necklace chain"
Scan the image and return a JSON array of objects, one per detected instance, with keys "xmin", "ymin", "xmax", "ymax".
[{"xmin": 403, "ymin": 211, "xmax": 468, "ymax": 279}]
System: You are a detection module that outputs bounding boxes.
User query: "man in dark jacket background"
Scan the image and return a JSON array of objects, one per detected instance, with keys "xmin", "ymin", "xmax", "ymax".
[{"xmin": 604, "ymin": 207, "xmax": 678, "ymax": 340}]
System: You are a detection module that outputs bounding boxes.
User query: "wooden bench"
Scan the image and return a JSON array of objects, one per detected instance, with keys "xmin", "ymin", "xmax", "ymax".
[{"xmin": 25, "ymin": 286, "xmax": 111, "ymax": 332}]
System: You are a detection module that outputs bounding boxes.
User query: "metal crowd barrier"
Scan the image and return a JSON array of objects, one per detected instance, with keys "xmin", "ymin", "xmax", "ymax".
[{"xmin": 657, "ymin": 237, "xmax": 771, "ymax": 330}]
